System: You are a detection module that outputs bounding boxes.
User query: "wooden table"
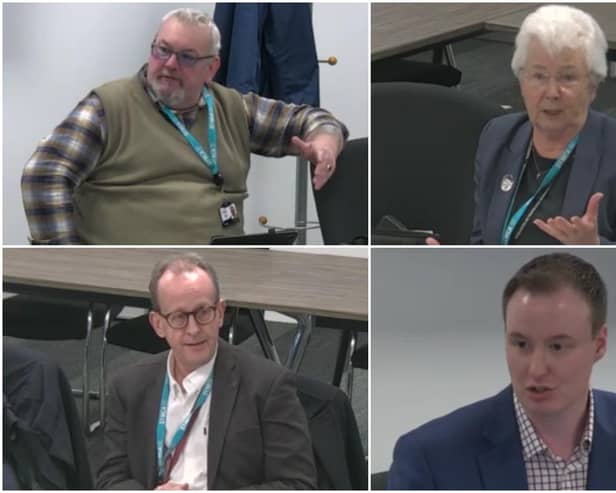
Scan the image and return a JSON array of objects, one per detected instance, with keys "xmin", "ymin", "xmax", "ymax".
[
  {"xmin": 4, "ymin": 248, "xmax": 368, "ymax": 368},
  {"xmin": 486, "ymin": 4, "xmax": 616, "ymax": 51},
  {"xmin": 372, "ymin": 3, "xmax": 532, "ymax": 61}
]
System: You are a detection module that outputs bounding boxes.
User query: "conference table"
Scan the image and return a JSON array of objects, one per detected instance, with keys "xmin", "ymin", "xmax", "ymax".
[
  {"xmin": 4, "ymin": 248, "xmax": 367, "ymax": 433},
  {"xmin": 372, "ymin": 3, "xmax": 615, "ymax": 61},
  {"xmin": 3, "ymin": 247, "xmax": 368, "ymax": 364},
  {"xmin": 486, "ymin": 4, "xmax": 616, "ymax": 52}
]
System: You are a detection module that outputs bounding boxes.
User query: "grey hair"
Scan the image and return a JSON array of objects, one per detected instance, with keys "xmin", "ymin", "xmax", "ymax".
[
  {"xmin": 160, "ymin": 8, "xmax": 221, "ymax": 54},
  {"xmin": 511, "ymin": 5, "xmax": 607, "ymax": 87},
  {"xmin": 149, "ymin": 252, "xmax": 221, "ymax": 311}
]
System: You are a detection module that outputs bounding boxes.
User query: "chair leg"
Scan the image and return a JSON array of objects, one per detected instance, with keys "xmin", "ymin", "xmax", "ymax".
[
  {"xmin": 285, "ymin": 313, "xmax": 313, "ymax": 372},
  {"xmin": 81, "ymin": 306, "xmax": 94, "ymax": 435},
  {"xmin": 248, "ymin": 309, "xmax": 281, "ymax": 364},
  {"xmin": 99, "ymin": 306, "xmax": 113, "ymax": 430},
  {"xmin": 345, "ymin": 331, "xmax": 357, "ymax": 400}
]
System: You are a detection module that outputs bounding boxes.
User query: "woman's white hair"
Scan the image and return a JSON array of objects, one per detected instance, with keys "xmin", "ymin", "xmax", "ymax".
[
  {"xmin": 511, "ymin": 5, "xmax": 607, "ymax": 86},
  {"xmin": 161, "ymin": 8, "xmax": 221, "ymax": 54}
]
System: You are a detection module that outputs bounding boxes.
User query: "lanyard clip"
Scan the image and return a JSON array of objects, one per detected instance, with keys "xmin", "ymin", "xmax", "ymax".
[{"xmin": 213, "ymin": 173, "xmax": 224, "ymax": 188}]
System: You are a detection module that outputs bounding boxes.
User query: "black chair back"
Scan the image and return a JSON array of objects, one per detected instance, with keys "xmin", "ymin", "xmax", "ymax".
[
  {"xmin": 372, "ymin": 82, "xmax": 504, "ymax": 244},
  {"xmin": 313, "ymin": 137, "xmax": 368, "ymax": 244}
]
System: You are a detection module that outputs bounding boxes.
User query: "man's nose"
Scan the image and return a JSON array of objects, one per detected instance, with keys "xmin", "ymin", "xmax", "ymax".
[
  {"xmin": 185, "ymin": 314, "xmax": 200, "ymax": 334},
  {"xmin": 528, "ymin": 348, "xmax": 549, "ymax": 377},
  {"xmin": 164, "ymin": 53, "xmax": 180, "ymax": 70}
]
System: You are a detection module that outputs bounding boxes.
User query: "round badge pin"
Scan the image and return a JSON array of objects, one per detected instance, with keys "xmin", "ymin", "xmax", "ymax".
[{"xmin": 501, "ymin": 174, "xmax": 514, "ymax": 192}]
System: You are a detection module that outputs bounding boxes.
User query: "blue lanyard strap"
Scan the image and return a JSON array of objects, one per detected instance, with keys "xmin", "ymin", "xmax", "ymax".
[
  {"xmin": 501, "ymin": 135, "xmax": 578, "ymax": 245},
  {"xmin": 156, "ymin": 370, "xmax": 214, "ymax": 481},
  {"xmin": 160, "ymin": 86, "xmax": 222, "ymax": 187}
]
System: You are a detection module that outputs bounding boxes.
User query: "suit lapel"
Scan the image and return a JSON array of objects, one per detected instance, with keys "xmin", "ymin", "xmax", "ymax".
[
  {"xmin": 478, "ymin": 387, "xmax": 528, "ymax": 489},
  {"xmin": 561, "ymin": 111, "xmax": 601, "ymax": 218},
  {"xmin": 143, "ymin": 354, "xmax": 168, "ymax": 489},
  {"xmin": 207, "ymin": 341, "xmax": 240, "ymax": 489},
  {"xmin": 587, "ymin": 390, "xmax": 616, "ymax": 490},
  {"xmin": 486, "ymin": 121, "xmax": 532, "ymax": 243}
]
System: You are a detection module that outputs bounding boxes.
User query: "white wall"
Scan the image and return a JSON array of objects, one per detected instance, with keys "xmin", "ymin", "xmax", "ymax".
[{"xmin": 2, "ymin": 3, "xmax": 368, "ymax": 245}]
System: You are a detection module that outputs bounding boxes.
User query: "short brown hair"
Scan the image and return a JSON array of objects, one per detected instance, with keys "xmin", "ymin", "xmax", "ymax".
[
  {"xmin": 502, "ymin": 253, "xmax": 607, "ymax": 336},
  {"xmin": 149, "ymin": 252, "xmax": 221, "ymax": 311}
]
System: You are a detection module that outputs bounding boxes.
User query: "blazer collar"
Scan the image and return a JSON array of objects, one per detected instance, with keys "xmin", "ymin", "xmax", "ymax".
[
  {"xmin": 144, "ymin": 353, "xmax": 169, "ymax": 489},
  {"xmin": 587, "ymin": 390, "xmax": 616, "ymax": 489},
  {"xmin": 478, "ymin": 386, "xmax": 528, "ymax": 489},
  {"xmin": 207, "ymin": 340, "xmax": 239, "ymax": 489},
  {"xmin": 487, "ymin": 120, "xmax": 532, "ymax": 244}
]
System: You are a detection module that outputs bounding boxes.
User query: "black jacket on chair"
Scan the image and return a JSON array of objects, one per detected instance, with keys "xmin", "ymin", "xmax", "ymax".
[
  {"xmin": 3, "ymin": 343, "xmax": 93, "ymax": 489},
  {"xmin": 295, "ymin": 374, "xmax": 367, "ymax": 490}
]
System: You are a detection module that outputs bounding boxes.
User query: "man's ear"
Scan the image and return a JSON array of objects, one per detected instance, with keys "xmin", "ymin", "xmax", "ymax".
[
  {"xmin": 594, "ymin": 324, "xmax": 608, "ymax": 362},
  {"xmin": 205, "ymin": 56, "xmax": 221, "ymax": 83},
  {"xmin": 149, "ymin": 311, "xmax": 167, "ymax": 339}
]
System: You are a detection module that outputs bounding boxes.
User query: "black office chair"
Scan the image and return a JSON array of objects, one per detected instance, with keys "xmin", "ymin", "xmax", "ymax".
[
  {"xmin": 313, "ymin": 137, "xmax": 368, "ymax": 245},
  {"xmin": 372, "ymin": 82, "xmax": 505, "ymax": 244},
  {"xmin": 2, "ymin": 294, "xmax": 109, "ymax": 434},
  {"xmin": 372, "ymin": 57, "xmax": 462, "ymax": 87},
  {"xmin": 295, "ymin": 374, "xmax": 367, "ymax": 490},
  {"xmin": 4, "ymin": 343, "xmax": 94, "ymax": 489}
]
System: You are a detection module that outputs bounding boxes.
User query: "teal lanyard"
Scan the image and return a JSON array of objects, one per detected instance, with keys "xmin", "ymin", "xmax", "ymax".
[
  {"xmin": 156, "ymin": 371, "xmax": 213, "ymax": 482},
  {"xmin": 501, "ymin": 135, "xmax": 578, "ymax": 245},
  {"xmin": 160, "ymin": 86, "xmax": 223, "ymax": 187}
]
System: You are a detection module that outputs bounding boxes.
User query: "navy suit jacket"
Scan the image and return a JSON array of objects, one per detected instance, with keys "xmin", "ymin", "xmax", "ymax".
[
  {"xmin": 471, "ymin": 110, "xmax": 616, "ymax": 245},
  {"xmin": 214, "ymin": 3, "xmax": 319, "ymax": 106},
  {"xmin": 388, "ymin": 386, "xmax": 616, "ymax": 490}
]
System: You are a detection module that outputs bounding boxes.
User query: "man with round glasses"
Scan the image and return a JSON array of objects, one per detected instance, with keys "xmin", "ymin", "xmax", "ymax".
[
  {"xmin": 21, "ymin": 8, "xmax": 348, "ymax": 244},
  {"xmin": 97, "ymin": 252, "xmax": 316, "ymax": 489}
]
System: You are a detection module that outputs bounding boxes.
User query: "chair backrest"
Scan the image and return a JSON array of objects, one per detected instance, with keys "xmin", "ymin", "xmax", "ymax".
[
  {"xmin": 372, "ymin": 82, "xmax": 504, "ymax": 244},
  {"xmin": 313, "ymin": 137, "xmax": 368, "ymax": 245},
  {"xmin": 295, "ymin": 373, "xmax": 367, "ymax": 490},
  {"xmin": 3, "ymin": 295, "xmax": 106, "ymax": 340},
  {"xmin": 372, "ymin": 58, "xmax": 462, "ymax": 87}
]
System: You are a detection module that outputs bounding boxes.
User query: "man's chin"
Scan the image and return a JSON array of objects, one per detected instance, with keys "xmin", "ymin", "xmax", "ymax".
[{"xmin": 151, "ymin": 83, "xmax": 185, "ymax": 108}]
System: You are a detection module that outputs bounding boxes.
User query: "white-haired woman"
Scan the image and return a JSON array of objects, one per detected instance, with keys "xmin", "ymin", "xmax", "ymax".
[{"xmin": 471, "ymin": 5, "xmax": 616, "ymax": 245}]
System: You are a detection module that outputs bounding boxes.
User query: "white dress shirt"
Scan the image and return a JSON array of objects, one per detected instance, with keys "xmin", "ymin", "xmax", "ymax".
[{"xmin": 164, "ymin": 348, "xmax": 217, "ymax": 490}]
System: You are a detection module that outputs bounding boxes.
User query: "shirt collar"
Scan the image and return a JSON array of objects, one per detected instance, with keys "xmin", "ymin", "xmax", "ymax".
[
  {"xmin": 166, "ymin": 344, "xmax": 217, "ymax": 399},
  {"xmin": 513, "ymin": 388, "xmax": 594, "ymax": 460}
]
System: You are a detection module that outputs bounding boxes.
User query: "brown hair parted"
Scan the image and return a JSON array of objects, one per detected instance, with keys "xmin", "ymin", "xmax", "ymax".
[
  {"xmin": 149, "ymin": 252, "xmax": 221, "ymax": 311},
  {"xmin": 502, "ymin": 253, "xmax": 607, "ymax": 336}
]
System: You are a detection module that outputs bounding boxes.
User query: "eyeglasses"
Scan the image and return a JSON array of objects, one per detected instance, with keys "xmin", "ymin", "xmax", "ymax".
[
  {"xmin": 157, "ymin": 303, "xmax": 219, "ymax": 330},
  {"xmin": 151, "ymin": 44, "xmax": 215, "ymax": 68},
  {"xmin": 521, "ymin": 69, "xmax": 588, "ymax": 89}
]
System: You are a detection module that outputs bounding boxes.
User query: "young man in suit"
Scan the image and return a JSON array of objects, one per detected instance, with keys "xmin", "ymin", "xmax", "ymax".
[
  {"xmin": 389, "ymin": 252, "xmax": 615, "ymax": 489},
  {"xmin": 97, "ymin": 253, "xmax": 316, "ymax": 490}
]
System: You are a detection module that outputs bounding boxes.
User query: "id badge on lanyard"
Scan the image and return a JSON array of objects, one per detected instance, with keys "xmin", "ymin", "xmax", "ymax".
[
  {"xmin": 160, "ymin": 86, "xmax": 223, "ymax": 187},
  {"xmin": 156, "ymin": 372, "xmax": 213, "ymax": 484}
]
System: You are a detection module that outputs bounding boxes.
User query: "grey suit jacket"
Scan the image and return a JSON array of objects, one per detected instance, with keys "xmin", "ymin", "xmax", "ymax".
[
  {"xmin": 96, "ymin": 340, "xmax": 316, "ymax": 490},
  {"xmin": 471, "ymin": 110, "xmax": 616, "ymax": 244}
]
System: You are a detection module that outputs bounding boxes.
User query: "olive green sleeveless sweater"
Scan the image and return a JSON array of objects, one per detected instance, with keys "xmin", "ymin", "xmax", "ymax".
[{"xmin": 73, "ymin": 75, "xmax": 250, "ymax": 244}]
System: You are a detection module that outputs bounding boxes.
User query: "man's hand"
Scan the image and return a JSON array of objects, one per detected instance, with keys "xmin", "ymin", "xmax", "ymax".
[
  {"xmin": 291, "ymin": 134, "xmax": 341, "ymax": 190},
  {"xmin": 425, "ymin": 237, "xmax": 440, "ymax": 245},
  {"xmin": 155, "ymin": 481, "xmax": 189, "ymax": 490},
  {"xmin": 533, "ymin": 192, "xmax": 603, "ymax": 245}
]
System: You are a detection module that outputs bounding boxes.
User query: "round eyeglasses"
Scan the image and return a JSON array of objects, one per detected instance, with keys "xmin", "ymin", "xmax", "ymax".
[
  {"xmin": 157, "ymin": 304, "xmax": 219, "ymax": 330},
  {"xmin": 151, "ymin": 44, "xmax": 216, "ymax": 68}
]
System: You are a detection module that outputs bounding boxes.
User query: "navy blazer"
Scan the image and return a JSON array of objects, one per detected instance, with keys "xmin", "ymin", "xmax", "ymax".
[
  {"xmin": 388, "ymin": 386, "xmax": 616, "ymax": 490},
  {"xmin": 471, "ymin": 110, "xmax": 616, "ymax": 245},
  {"xmin": 214, "ymin": 4, "xmax": 320, "ymax": 106}
]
